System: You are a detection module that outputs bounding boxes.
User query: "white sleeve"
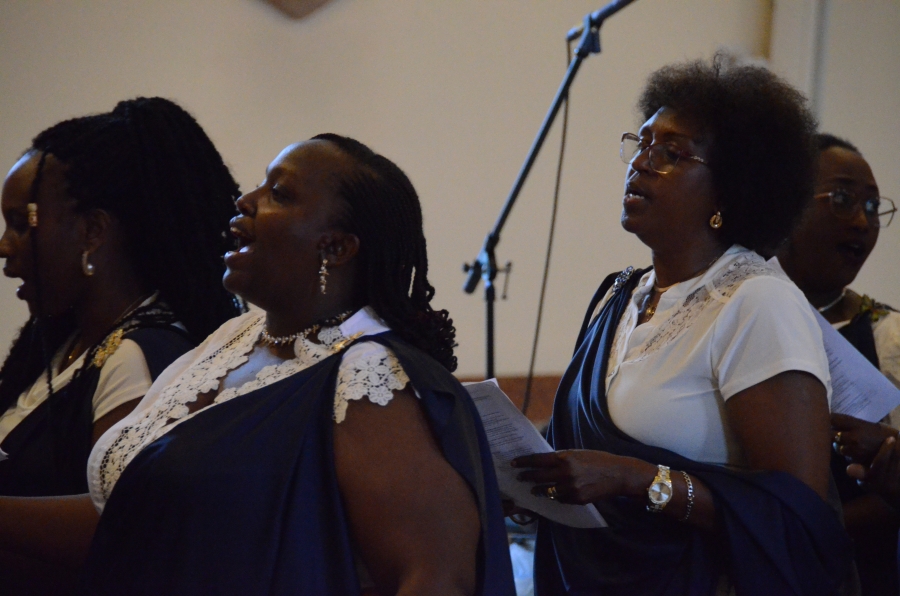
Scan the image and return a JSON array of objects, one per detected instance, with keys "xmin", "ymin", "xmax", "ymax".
[
  {"xmin": 874, "ymin": 311, "xmax": 900, "ymax": 390},
  {"xmin": 92, "ymin": 339, "xmax": 153, "ymax": 421},
  {"xmin": 333, "ymin": 341, "xmax": 412, "ymax": 424},
  {"xmin": 711, "ymin": 276, "xmax": 832, "ymax": 403}
]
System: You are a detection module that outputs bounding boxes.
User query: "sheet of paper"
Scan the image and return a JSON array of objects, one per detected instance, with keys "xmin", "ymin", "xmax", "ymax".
[
  {"xmin": 767, "ymin": 257, "xmax": 900, "ymax": 422},
  {"xmin": 813, "ymin": 308, "xmax": 900, "ymax": 421},
  {"xmin": 464, "ymin": 379, "xmax": 606, "ymax": 529}
]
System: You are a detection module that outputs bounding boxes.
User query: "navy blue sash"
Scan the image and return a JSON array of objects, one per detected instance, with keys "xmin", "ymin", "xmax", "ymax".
[
  {"xmin": 0, "ymin": 326, "xmax": 193, "ymax": 497},
  {"xmin": 534, "ymin": 269, "xmax": 853, "ymax": 596},
  {"xmin": 80, "ymin": 332, "xmax": 515, "ymax": 596}
]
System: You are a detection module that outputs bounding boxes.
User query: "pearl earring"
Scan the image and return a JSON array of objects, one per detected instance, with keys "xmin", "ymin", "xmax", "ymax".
[
  {"xmin": 82, "ymin": 251, "xmax": 96, "ymax": 276},
  {"xmin": 709, "ymin": 211, "xmax": 723, "ymax": 229}
]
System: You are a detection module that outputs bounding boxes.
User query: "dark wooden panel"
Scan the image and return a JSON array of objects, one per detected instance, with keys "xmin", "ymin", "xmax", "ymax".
[{"xmin": 458, "ymin": 375, "xmax": 562, "ymax": 428}]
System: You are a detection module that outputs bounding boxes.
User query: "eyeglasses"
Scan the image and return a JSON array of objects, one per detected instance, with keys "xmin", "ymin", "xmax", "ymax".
[
  {"xmin": 815, "ymin": 189, "xmax": 897, "ymax": 228},
  {"xmin": 619, "ymin": 132, "xmax": 709, "ymax": 174}
]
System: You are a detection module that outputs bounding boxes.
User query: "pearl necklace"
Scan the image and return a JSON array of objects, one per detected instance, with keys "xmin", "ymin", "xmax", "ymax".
[{"xmin": 259, "ymin": 310, "xmax": 354, "ymax": 347}]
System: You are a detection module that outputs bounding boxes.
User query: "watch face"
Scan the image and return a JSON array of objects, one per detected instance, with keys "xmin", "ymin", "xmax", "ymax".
[{"xmin": 649, "ymin": 482, "xmax": 673, "ymax": 505}]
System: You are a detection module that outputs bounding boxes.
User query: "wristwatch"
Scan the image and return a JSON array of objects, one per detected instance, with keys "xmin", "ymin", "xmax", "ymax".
[{"xmin": 647, "ymin": 465, "xmax": 673, "ymax": 513}]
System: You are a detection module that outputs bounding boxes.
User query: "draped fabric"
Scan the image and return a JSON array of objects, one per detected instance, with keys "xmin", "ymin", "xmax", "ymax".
[
  {"xmin": 838, "ymin": 312, "xmax": 880, "ymax": 369},
  {"xmin": 835, "ymin": 311, "xmax": 898, "ymax": 596},
  {"xmin": 0, "ymin": 326, "xmax": 193, "ymax": 497},
  {"xmin": 80, "ymin": 332, "xmax": 515, "ymax": 596},
  {"xmin": 534, "ymin": 268, "xmax": 854, "ymax": 596}
]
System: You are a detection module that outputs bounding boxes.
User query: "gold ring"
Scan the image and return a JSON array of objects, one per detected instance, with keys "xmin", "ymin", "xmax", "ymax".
[
  {"xmin": 546, "ymin": 486, "xmax": 558, "ymax": 500},
  {"xmin": 834, "ymin": 431, "xmax": 842, "ymax": 445}
]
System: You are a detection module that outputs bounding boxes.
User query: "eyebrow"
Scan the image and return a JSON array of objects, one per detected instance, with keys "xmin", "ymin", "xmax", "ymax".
[
  {"xmin": 636, "ymin": 129, "xmax": 698, "ymax": 144},
  {"xmin": 826, "ymin": 175, "xmax": 879, "ymax": 191}
]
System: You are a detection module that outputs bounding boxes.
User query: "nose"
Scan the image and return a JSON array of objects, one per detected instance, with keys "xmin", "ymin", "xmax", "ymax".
[
  {"xmin": 847, "ymin": 201, "xmax": 873, "ymax": 231},
  {"xmin": 0, "ymin": 228, "xmax": 15, "ymax": 259},
  {"xmin": 629, "ymin": 145, "xmax": 654, "ymax": 176},
  {"xmin": 234, "ymin": 189, "xmax": 257, "ymax": 217}
]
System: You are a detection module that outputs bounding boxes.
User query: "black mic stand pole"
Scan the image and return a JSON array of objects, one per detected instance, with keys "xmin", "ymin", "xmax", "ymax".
[{"xmin": 462, "ymin": 12, "xmax": 605, "ymax": 380}]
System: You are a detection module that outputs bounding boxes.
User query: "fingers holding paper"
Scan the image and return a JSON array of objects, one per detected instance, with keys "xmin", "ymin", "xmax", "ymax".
[
  {"xmin": 847, "ymin": 436, "xmax": 900, "ymax": 509},
  {"xmin": 512, "ymin": 449, "xmax": 657, "ymax": 505}
]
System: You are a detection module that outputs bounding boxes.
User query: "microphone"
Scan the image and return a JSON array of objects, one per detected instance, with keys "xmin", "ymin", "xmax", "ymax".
[{"xmin": 566, "ymin": 0, "xmax": 637, "ymax": 42}]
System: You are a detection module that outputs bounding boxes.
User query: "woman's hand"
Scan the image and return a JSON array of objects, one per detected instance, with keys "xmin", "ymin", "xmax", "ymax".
[
  {"xmin": 847, "ymin": 437, "xmax": 900, "ymax": 509},
  {"xmin": 512, "ymin": 450, "xmax": 718, "ymax": 530},
  {"xmin": 832, "ymin": 413, "xmax": 899, "ymax": 465},
  {"xmin": 511, "ymin": 450, "xmax": 657, "ymax": 505}
]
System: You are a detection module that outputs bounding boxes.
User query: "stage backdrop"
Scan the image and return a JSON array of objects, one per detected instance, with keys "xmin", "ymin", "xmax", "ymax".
[{"xmin": 0, "ymin": 0, "xmax": 896, "ymax": 379}]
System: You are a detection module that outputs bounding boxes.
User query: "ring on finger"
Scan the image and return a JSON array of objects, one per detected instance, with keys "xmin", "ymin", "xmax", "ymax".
[
  {"xmin": 546, "ymin": 485, "xmax": 558, "ymax": 500},
  {"xmin": 834, "ymin": 431, "xmax": 843, "ymax": 445}
]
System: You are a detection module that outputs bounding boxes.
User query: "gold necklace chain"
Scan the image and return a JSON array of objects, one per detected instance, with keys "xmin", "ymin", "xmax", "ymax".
[
  {"xmin": 652, "ymin": 250, "xmax": 725, "ymax": 294},
  {"xmin": 64, "ymin": 293, "xmax": 153, "ymax": 367},
  {"xmin": 645, "ymin": 250, "xmax": 726, "ymax": 320}
]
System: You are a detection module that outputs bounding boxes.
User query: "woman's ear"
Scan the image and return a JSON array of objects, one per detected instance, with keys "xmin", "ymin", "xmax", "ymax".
[
  {"xmin": 320, "ymin": 231, "xmax": 360, "ymax": 267},
  {"xmin": 81, "ymin": 208, "xmax": 114, "ymax": 255}
]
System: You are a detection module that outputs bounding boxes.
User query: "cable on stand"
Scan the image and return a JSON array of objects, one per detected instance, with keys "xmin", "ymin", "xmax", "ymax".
[{"xmin": 462, "ymin": 0, "xmax": 636, "ymax": 390}]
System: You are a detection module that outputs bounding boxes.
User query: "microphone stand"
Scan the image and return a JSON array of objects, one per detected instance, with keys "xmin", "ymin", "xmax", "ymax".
[{"xmin": 462, "ymin": 7, "xmax": 619, "ymax": 379}]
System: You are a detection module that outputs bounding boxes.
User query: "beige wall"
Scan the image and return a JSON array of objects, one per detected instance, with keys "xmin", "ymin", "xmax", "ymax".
[
  {"xmin": 0, "ymin": 0, "xmax": 852, "ymax": 378},
  {"xmin": 769, "ymin": 0, "xmax": 900, "ymax": 312}
]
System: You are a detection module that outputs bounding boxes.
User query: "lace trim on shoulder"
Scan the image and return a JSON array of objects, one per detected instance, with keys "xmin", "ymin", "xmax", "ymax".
[
  {"xmin": 638, "ymin": 252, "xmax": 779, "ymax": 359},
  {"xmin": 333, "ymin": 347, "xmax": 411, "ymax": 423}
]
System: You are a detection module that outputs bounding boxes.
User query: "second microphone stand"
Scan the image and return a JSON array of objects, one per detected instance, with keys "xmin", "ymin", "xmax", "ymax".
[{"xmin": 462, "ymin": 14, "xmax": 602, "ymax": 379}]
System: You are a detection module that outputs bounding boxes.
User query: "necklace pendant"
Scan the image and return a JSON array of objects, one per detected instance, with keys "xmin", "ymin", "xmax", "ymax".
[{"xmin": 92, "ymin": 328, "xmax": 125, "ymax": 369}]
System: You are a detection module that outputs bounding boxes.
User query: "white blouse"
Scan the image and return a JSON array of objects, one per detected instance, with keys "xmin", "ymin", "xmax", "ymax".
[
  {"xmin": 598, "ymin": 246, "xmax": 831, "ymax": 466},
  {"xmin": 0, "ymin": 339, "xmax": 152, "ymax": 445},
  {"xmin": 87, "ymin": 307, "xmax": 410, "ymax": 512}
]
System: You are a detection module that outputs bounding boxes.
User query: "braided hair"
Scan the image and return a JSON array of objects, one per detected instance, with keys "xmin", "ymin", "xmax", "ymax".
[
  {"xmin": 0, "ymin": 97, "xmax": 242, "ymax": 414},
  {"xmin": 311, "ymin": 133, "xmax": 458, "ymax": 372}
]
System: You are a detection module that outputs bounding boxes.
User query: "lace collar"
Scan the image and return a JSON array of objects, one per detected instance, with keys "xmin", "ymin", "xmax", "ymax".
[{"xmin": 97, "ymin": 307, "xmax": 388, "ymax": 502}]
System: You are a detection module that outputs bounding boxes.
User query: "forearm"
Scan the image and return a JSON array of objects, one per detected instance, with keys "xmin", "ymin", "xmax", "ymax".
[{"xmin": 0, "ymin": 494, "xmax": 99, "ymax": 567}]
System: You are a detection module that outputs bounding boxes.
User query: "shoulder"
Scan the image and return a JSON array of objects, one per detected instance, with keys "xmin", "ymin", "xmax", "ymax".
[
  {"xmin": 873, "ymin": 308, "xmax": 900, "ymax": 356},
  {"xmin": 92, "ymin": 339, "xmax": 153, "ymax": 417},
  {"xmin": 332, "ymin": 307, "xmax": 412, "ymax": 423},
  {"xmin": 712, "ymin": 251, "xmax": 798, "ymax": 300},
  {"xmin": 335, "ymin": 340, "xmax": 411, "ymax": 423},
  {"xmin": 590, "ymin": 267, "xmax": 650, "ymax": 322}
]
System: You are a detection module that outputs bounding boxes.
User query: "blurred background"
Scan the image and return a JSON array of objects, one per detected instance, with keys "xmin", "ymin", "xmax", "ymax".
[{"xmin": 1, "ymin": 0, "xmax": 897, "ymax": 381}]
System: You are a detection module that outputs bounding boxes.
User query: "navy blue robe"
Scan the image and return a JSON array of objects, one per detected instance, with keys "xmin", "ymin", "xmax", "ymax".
[
  {"xmin": 534, "ymin": 268, "xmax": 854, "ymax": 596},
  {"xmin": 80, "ymin": 332, "xmax": 515, "ymax": 595}
]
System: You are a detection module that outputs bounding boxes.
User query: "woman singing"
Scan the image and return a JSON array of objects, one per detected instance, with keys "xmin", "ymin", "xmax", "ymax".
[
  {"xmin": 78, "ymin": 135, "xmax": 515, "ymax": 595},
  {"xmin": 514, "ymin": 57, "xmax": 855, "ymax": 595}
]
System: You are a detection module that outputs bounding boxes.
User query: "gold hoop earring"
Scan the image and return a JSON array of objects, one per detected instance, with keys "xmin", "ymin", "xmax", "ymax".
[
  {"xmin": 82, "ymin": 251, "xmax": 96, "ymax": 277},
  {"xmin": 709, "ymin": 211, "xmax": 723, "ymax": 229},
  {"xmin": 319, "ymin": 258, "xmax": 328, "ymax": 295}
]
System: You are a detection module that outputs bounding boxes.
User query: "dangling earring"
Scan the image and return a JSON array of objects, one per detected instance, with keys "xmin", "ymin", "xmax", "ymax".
[
  {"xmin": 82, "ymin": 251, "xmax": 95, "ymax": 277},
  {"xmin": 319, "ymin": 258, "xmax": 328, "ymax": 295},
  {"xmin": 709, "ymin": 211, "xmax": 723, "ymax": 229}
]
